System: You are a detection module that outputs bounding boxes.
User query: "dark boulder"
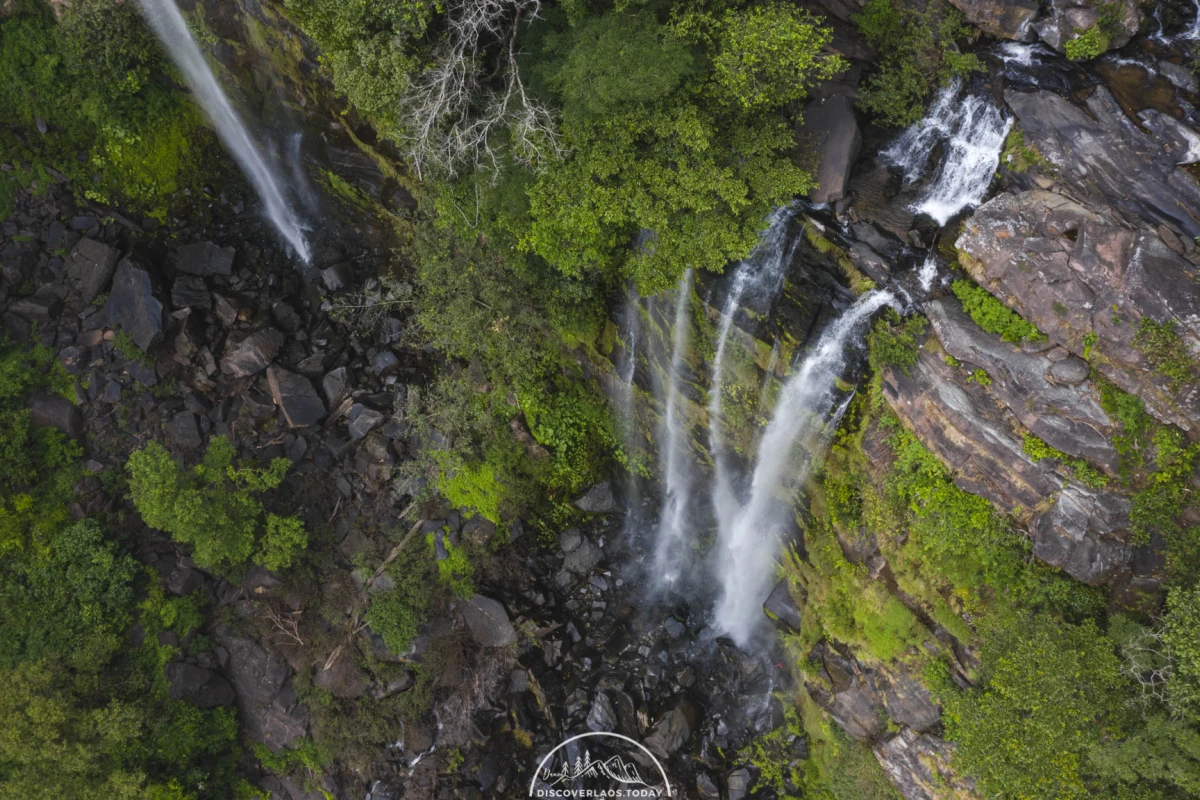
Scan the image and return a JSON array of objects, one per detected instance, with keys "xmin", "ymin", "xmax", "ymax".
[
  {"xmin": 106, "ymin": 259, "xmax": 165, "ymax": 351},
  {"xmin": 66, "ymin": 238, "xmax": 119, "ymax": 304},
  {"xmin": 266, "ymin": 366, "xmax": 326, "ymax": 428},
  {"xmin": 176, "ymin": 241, "xmax": 234, "ymax": 277},
  {"xmin": 166, "ymin": 411, "xmax": 203, "ymax": 450},
  {"xmin": 458, "ymin": 595, "xmax": 518, "ymax": 648},
  {"xmin": 165, "ymin": 663, "xmax": 235, "ymax": 708},
  {"xmin": 802, "ymin": 94, "xmax": 862, "ymax": 205},
  {"xmin": 171, "ymin": 275, "xmax": 211, "ymax": 310},
  {"xmin": 221, "ymin": 329, "xmax": 284, "ymax": 378},
  {"xmin": 573, "ymin": 481, "xmax": 618, "ymax": 514},
  {"xmin": 763, "ymin": 579, "xmax": 802, "ymax": 632},
  {"xmin": 27, "ymin": 393, "xmax": 83, "ymax": 439},
  {"xmin": 216, "ymin": 625, "xmax": 308, "ymax": 752}
]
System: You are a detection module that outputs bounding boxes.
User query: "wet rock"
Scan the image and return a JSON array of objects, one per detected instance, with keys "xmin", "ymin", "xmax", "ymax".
[
  {"xmin": 166, "ymin": 411, "xmax": 203, "ymax": 450},
  {"xmin": 948, "ymin": 0, "xmax": 1037, "ymax": 39},
  {"xmin": 271, "ymin": 301, "xmax": 303, "ymax": 333},
  {"xmin": 645, "ymin": 706, "xmax": 691, "ymax": 758},
  {"xmin": 347, "ymin": 404, "xmax": 384, "ymax": 440},
  {"xmin": 958, "ymin": 187, "xmax": 1200, "ymax": 431},
  {"xmin": 165, "ymin": 663, "xmax": 235, "ymax": 708},
  {"xmin": 266, "ymin": 366, "xmax": 326, "ymax": 428},
  {"xmin": 27, "ymin": 393, "xmax": 82, "ymax": 439},
  {"xmin": 171, "ymin": 275, "xmax": 211, "ymax": 310},
  {"xmin": 221, "ymin": 329, "xmax": 284, "ymax": 378},
  {"xmin": 66, "ymin": 238, "xmax": 119, "ymax": 304},
  {"xmin": 10, "ymin": 289, "xmax": 63, "ymax": 324},
  {"xmin": 106, "ymin": 259, "xmax": 165, "ymax": 351},
  {"xmin": 884, "ymin": 676, "xmax": 941, "ymax": 733},
  {"xmin": 560, "ymin": 528, "xmax": 583, "ymax": 553},
  {"xmin": 874, "ymin": 728, "xmax": 975, "ymax": 800},
  {"xmin": 176, "ymin": 241, "xmax": 234, "ymax": 277},
  {"xmin": 763, "ymin": 579, "xmax": 802, "ymax": 632},
  {"xmin": 320, "ymin": 264, "xmax": 350, "ymax": 292},
  {"xmin": 802, "ymin": 94, "xmax": 862, "ymax": 205},
  {"xmin": 573, "ymin": 481, "xmax": 618, "ymax": 514},
  {"xmin": 459, "ymin": 595, "xmax": 517, "ymax": 648},
  {"xmin": 586, "ymin": 691, "xmax": 617, "ymax": 732},
  {"xmin": 216, "ymin": 625, "xmax": 308, "ymax": 752},
  {"xmin": 924, "ymin": 296, "xmax": 1119, "ymax": 474},
  {"xmin": 563, "ymin": 537, "xmax": 601, "ymax": 575},
  {"xmin": 1033, "ymin": 483, "xmax": 1132, "ymax": 585},
  {"xmin": 322, "ymin": 367, "xmax": 349, "ymax": 404},
  {"xmin": 696, "ymin": 772, "xmax": 721, "ymax": 800}
]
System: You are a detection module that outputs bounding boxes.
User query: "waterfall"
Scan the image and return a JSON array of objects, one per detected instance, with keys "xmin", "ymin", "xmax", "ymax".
[
  {"xmin": 713, "ymin": 290, "xmax": 896, "ymax": 645},
  {"xmin": 653, "ymin": 270, "xmax": 695, "ymax": 587},
  {"xmin": 135, "ymin": 0, "xmax": 311, "ymax": 262},
  {"xmin": 708, "ymin": 207, "xmax": 797, "ymax": 535},
  {"xmin": 883, "ymin": 82, "xmax": 1012, "ymax": 226},
  {"xmin": 917, "ymin": 254, "xmax": 938, "ymax": 292}
]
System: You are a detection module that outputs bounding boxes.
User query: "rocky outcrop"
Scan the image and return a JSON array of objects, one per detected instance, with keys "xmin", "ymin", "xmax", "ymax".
[
  {"xmin": 176, "ymin": 241, "xmax": 234, "ymax": 277},
  {"xmin": 216, "ymin": 625, "xmax": 308, "ymax": 752},
  {"xmin": 763, "ymin": 579, "xmax": 802, "ymax": 631},
  {"xmin": 66, "ymin": 238, "xmax": 119, "ymax": 304},
  {"xmin": 882, "ymin": 336, "xmax": 1133, "ymax": 585},
  {"xmin": 957, "ymin": 188, "xmax": 1200, "ymax": 431},
  {"xmin": 802, "ymin": 94, "xmax": 861, "ymax": 205},
  {"xmin": 1006, "ymin": 88, "xmax": 1200, "ymax": 239},
  {"xmin": 221, "ymin": 328, "xmax": 284, "ymax": 378},
  {"xmin": 874, "ymin": 728, "xmax": 976, "ymax": 800},
  {"xmin": 925, "ymin": 297, "xmax": 1119, "ymax": 474},
  {"xmin": 949, "ymin": 0, "xmax": 1038, "ymax": 40}
]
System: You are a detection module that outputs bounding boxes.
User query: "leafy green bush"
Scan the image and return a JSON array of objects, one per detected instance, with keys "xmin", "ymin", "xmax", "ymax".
[
  {"xmin": 1164, "ymin": 586, "xmax": 1200, "ymax": 720},
  {"xmin": 1063, "ymin": 26, "xmax": 1109, "ymax": 61},
  {"xmin": 127, "ymin": 437, "xmax": 307, "ymax": 576},
  {"xmin": 951, "ymin": 279, "xmax": 1044, "ymax": 343},
  {"xmin": 364, "ymin": 542, "xmax": 434, "ymax": 654},
  {"xmin": 867, "ymin": 310, "xmax": 927, "ymax": 375}
]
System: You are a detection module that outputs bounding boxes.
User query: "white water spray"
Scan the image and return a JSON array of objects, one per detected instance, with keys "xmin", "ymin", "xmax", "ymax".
[
  {"xmin": 883, "ymin": 83, "xmax": 1012, "ymax": 226},
  {"xmin": 135, "ymin": 0, "xmax": 311, "ymax": 261},
  {"xmin": 708, "ymin": 208, "xmax": 797, "ymax": 535},
  {"xmin": 654, "ymin": 271, "xmax": 695, "ymax": 586},
  {"xmin": 713, "ymin": 290, "xmax": 896, "ymax": 644},
  {"xmin": 917, "ymin": 254, "xmax": 938, "ymax": 293}
]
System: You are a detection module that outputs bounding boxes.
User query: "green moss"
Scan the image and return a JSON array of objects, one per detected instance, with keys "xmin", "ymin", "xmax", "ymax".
[
  {"xmin": 951, "ymin": 279, "xmax": 1044, "ymax": 343},
  {"xmin": 1022, "ymin": 433, "xmax": 1109, "ymax": 488},
  {"xmin": 1000, "ymin": 126, "xmax": 1053, "ymax": 174},
  {"xmin": 1133, "ymin": 317, "xmax": 1198, "ymax": 389},
  {"xmin": 113, "ymin": 329, "xmax": 154, "ymax": 366},
  {"xmin": 428, "ymin": 531, "xmax": 474, "ymax": 599},
  {"xmin": 1063, "ymin": 25, "xmax": 1109, "ymax": 61}
]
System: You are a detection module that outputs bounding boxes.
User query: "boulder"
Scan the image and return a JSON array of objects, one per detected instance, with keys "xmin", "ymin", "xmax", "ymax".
[
  {"xmin": 66, "ymin": 238, "xmax": 119, "ymax": 304},
  {"xmin": 10, "ymin": 288, "xmax": 63, "ymax": 323},
  {"xmin": 459, "ymin": 594, "xmax": 518, "ymax": 648},
  {"xmin": 312, "ymin": 657, "xmax": 368, "ymax": 699},
  {"xmin": 563, "ymin": 536, "xmax": 601, "ymax": 575},
  {"xmin": 586, "ymin": 691, "xmax": 617, "ymax": 732},
  {"xmin": 106, "ymin": 259, "xmax": 165, "ymax": 351},
  {"xmin": 166, "ymin": 411, "xmax": 203, "ymax": 451},
  {"xmin": 763, "ymin": 579, "xmax": 802, "ymax": 632},
  {"xmin": 645, "ymin": 706, "xmax": 692, "ymax": 758},
  {"xmin": 924, "ymin": 297, "xmax": 1119, "ymax": 474},
  {"xmin": 266, "ymin": 366, "xmax": 326, "ymax": 428},
  {"xmin": 573, "ymin": 481, "xmax": 618, "ymax": 514},
  {"xmin": 957, "ymin": 188, "xmax": 1200, "ymax": 431},
  {"xmin": 1005, "ymin": 88, "xmax": 1200, "ymax": 240},
  {"xmin": 802, "ymin": 94, "xmax": 862, "ymax": 205},
  {"xmin": 215, "ymin": 625, "xmax": 308, "ymax": 752},
  {"xmin": 176, "ymin": 241, "xmax": 234, "ymax": 277},
  {"xmin": 165, "ymin": 663, "xmax": 235, "ymax": 708},
  {"xmin": 347, "ymin": 404, "xmax": 385, "ymax": 440},
  {"xmin": 171, "ymin": 275, "xmax": 211, "ymax": 310},
  {"xmin": 874, "ymin": 728, "xmax": 975, "ymax": 800},
  {"xmin": 948, "ymin": 0, "xmax": 1038, "ymax": 40},
  {"xmin": 27, "ymin": 393, "xmax": 83, "ymax": 439},
  {"xmin": 221, "ymin": 329, "xmax": 284, "ymax": 378}
]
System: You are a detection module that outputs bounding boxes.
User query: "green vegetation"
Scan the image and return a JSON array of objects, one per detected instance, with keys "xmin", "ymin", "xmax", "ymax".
[
  {"xmin": 1064, "ymin": 25, "xmax": 1109, "ymax": 61},
  {"xmin": 866, "ymin": 309, "xmax": 927, "ymax": 375},
  {"xmin": 952, "ymin": 278, "xmax": 1045, "ymax": 343},
  {"xmin": 0, "ymin": 340, "xmax": 245, "ymax": 798},
  {"xmin": 0, "ymin": 0, "xmax": 214, "ymax": 220},
  {"xmin": 852, "ymin": 0, "xmax": 982, "ymax": 128},
  {"xmin": 1001, "ymin": 126, "xmax": 1053, "ymax": 174},
  {"xmin": 430, "ymin": 531, "xmax": 475, "ymax": 599},
  {"xmin": 363, "ymin": 541, "xmax": 434, "ymax": 654},
  {"xmin": 127, "ymin": 436, "xmax": 308, "ymax": 576},
  {"xmin": 1022, "ymin": 433, "xmax": 1109, "ymax": 488},
  {"xmin": 1133, "ymin": 317, "xmax": 1198, "ymax": 390}
]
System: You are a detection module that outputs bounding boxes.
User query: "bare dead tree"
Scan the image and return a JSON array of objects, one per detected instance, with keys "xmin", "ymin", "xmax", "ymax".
[
  {"xmin": 261, "ymin": 603, "xmax": 305, "ymax": 648},
  {"xmin": 1120, "ymin": 625, "xmax": 1173, "ymax": 707},
  {"xmin": 398, "ymin": 0, "xmax": 565, "ymax": 180}
]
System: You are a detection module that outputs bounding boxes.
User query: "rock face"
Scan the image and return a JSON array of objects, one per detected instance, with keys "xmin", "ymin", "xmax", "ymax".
[
  {"xmin": 762, "ymin": 579, "xmax": 802, "ymax": 632},
  {"xmin": 802, "ymin": 94, "xmax": 862, "ymax": 205},
  {"xmin": 266, "ymin": 366, "xmax": 326, "ymax": 428},
  {"xmin": 1006, "ymin": 88, "xmax": 1200, "ymax": 239},
  {"xmin": 925, "ymin": 297, "xmax": 1119, "ymax": 474},
  {"xmin": 882, "ymin": 336, "xmax": 1133, "ymax": 585},
  {"xmin": 1031, "ymin": 0, "xmax": 1140, "ymax": 54},
  {"xmin": 957, "ymin": 189, "xmax": 1200, "ymax": 431},
  {"xmin": 66, "ymin": 238, "xmax": 119, "ymax": 304},
  {"xmin": 874, "ymin": 728, "xmax": 975, "ymax": 800},
  {"xmin": 106, "ymin": 259, "xmax": 165, "ymax": 351},
  {"xmin": 165, "ymin": 663, "xmax": 236, "ymax": 708},
  {"xmin": 948, "ymin": 0, "xmax": 1038, "ymax": 40},
  {"xmin": 216, "ymin": 626, "xmax": 308, "ymax": 752}
]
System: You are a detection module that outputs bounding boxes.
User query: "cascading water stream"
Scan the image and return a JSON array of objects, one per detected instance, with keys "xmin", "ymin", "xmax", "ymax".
[
  {"xmin": 883, "ymin": 82, "xmax": 1012, "ymax": 226},
  {"xmin": 708, "ymin": 207, "xmax": 796, "ymax": 535},
  {"xmin": 135, "ymin": 0, "xmax": 311, "ymax": 262},
  {"xmin": 713, "ymin": 290, "xmax": 896, "ymax": 645},
  {"xmin": 653, "ymin": 270, "xmax": 695, "ymax": 587}
]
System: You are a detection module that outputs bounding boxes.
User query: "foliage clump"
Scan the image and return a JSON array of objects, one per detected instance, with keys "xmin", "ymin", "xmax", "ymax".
[
  {"xmin": 1133, "ymin": 317, "xmax": 1198, "ymax": 390},
  {"xmin": 951, "ymin": 278, "xmax": 1044, "ymax": 343},
  {"xmin": 867, "ymin": 309, "xmax": 927, "ymax": 375},
  {"xmin": 127, "ymin": 436, "xmax": 308, "ymax": 576},
  {"xmin": 1022, "ymin": 433, "xmax": 1109, "ymax": 488}
]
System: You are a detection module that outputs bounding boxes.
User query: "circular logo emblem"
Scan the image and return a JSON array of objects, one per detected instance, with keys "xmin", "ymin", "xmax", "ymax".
[{"xmin": 529, "ymin": 732, "xmax": 672, "ymax": 798}]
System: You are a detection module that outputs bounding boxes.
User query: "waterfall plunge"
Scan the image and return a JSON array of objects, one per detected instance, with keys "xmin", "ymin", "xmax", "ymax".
[
  {"xmin": 713, "ymin": 290, "xmax": 896, "ymax": 645},
  {"xmin": 883, "ymin": 82, "xmax": 1012, "ymax": 226},
  {"xmin": 136, "ymin": 0, "xmax": 311, "ymax": 262}
]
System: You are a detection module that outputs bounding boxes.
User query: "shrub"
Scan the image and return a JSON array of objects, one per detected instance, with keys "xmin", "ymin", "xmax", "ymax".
[
  {"xmin": 867, "ymin": 309, "xmax": 927, "ymax": 375},
  {"xmin": 364, "ymin": 541, "xmax": 434, "ymax": 654},
  {"xmin": 1064, "ymin": 25, "xmax": 1109, "ymax": 61},
  {"xmin": 1164, "ymin": 586, "xmax": 1200, "ymax": 720},
  {"xmin": 951, "ymin": 279, "xmax": 1044, "ymax": 343},
  {"xmin": 127, "ymin": 437, "xmax": 307, "ymax": 576}
]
